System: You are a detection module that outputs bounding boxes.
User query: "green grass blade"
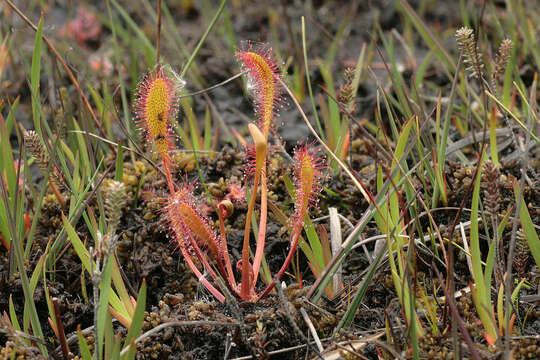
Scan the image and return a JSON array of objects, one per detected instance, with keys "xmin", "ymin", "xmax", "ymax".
[
  {"xmin": 304, "ymin": 217, "xmax": 324, "ymax": 270},
  {"xmin": 30, "ymin": 14, "xmax": 43, "ymax": 137},
  {"xmin": 106, "ymin": 0, "xmax": 133, "ymax": 144},
  {"xmin": 203, "ymin": 106, "xmax": 212, "ymax": 150},
  {"xmin": 62, "ymin": 213, "xmax": 129, "ymax": 321},
  {"xmin": 110, "ymin": 0, "xmax": 155, "ymax": 62},
  {"xmin": 159, "ymin": 1, "xmax": 204, "ymax": 87},
  {"xmin": 351, "ymin": 43, "xmax": 367, "ymax": 98},
  {"xmin": 470, "ymin": 153, "xmax": 486, "ymax": 300},
  {"xmin": 181, "ymin": 98, "xmax": 201, "ymax": 151},
  {"xmin": 396, "ymin": 0, "xmax": 455, "ymax": 73},
  {"xmin": 301, "ymin": 17, "xmax": 324, "ymax": 140},
  {"xmin": 0, "ymin": 168, "xmax": 46, "ymax": 354},
  {"xmin": 318, "ymin": 60, "xmax": 341, "ymax": 147},
  {"xmin": 179, "ymin": 0, "xmax": 227, "ymax": 79},
  {"xmin": 515, "ymin": 183, "xmax": 540, "ymax": 268},
  {"xmin": 489, "ymin": 110, "xmax": 499, "ymax": 166},
  {"xmin": 122, "ymin": 279, "xmax": 147, "ymax": 355},
  {"xmin": 336, "ymin": 245, "xmax": 385, "ymax": 330},
  {"xmin": 104, "ymin": 311, "xmax": 115, "ymax": 360},
  {"xmin": 77, "ymin": 326, "xmax": 93, "ymax": 360},
  {"xmin": 435, "ymin": 56, "xmax": 461, "ymax": 207},
  {"xmin": 62, "ymin": 213, "xmax": 91, "ymax": 273},
  {"xmin": 111, "ymin": 333, "xmax": 123, "ymax": 359},
  {"xmin": 469, "ymin": 151, "xmax": 497, "ymax": 341},
  {"xmin": 486, "ymin": 91, "xmax": 540, "ymax": 143},
  {"xmin": 9, "ymin": 295, "xmax": 21, "ymax": 332},
  {"xmin": 111, "ymin": 256, "xmax": 135, "ymax": 316},
  {"xmin": 115, "ymin": 142, "xmax": 124, "ymax": 182},
  {"xmin": 97, "ymin": 257, "xmax": 113, "ymax": 360}
]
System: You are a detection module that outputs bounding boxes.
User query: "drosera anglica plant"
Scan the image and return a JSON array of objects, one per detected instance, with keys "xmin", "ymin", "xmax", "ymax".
[
  {"xmin": 165, "ymin": 181, "xmax": 227, "ymax": 302},
  {"xmin": 134, "ymin": 65, "xmax": 226, "ymax": 302},
  {"xmin": 235, "ymin": 41, "xmax": 286, "ymax": 300},
  {"xmin": 133, "ymin": 65, "xmax": 181, "ymax": 194},
  {"xmin": 133, "ymin": 43, "xmax": 325, "ymax": 303}
]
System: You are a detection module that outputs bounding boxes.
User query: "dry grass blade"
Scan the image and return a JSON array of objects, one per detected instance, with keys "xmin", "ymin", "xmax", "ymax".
[
  {"xmin": 300, "ymin": 307, "xmax": 324, "ymax": 353},
  {"xmin": 313, "ymin": 332, "xmax": 384, "ymax": 360},
  {"xmin": 328, "ymin": 207, "xmax": 343, "ymax": 296}
]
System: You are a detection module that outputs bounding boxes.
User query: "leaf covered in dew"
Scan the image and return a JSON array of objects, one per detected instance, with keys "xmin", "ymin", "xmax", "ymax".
[
  {"xmin": 165, "ymin": 181, "xmax": 220, "ymax": 259},
  {"xmin": 133, "ymin": 65, "xmax": 182, "ymax": 161},
  {"xmin": 235, "ymin": 41, "xmax": 285, "ymax": 138},
  {"xmin": 292, "ymin": 143, "xmax": 325, "ymax": 229}
]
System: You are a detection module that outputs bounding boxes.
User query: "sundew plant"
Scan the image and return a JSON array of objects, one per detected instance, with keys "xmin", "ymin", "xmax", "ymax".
[{"xmin": 1, "ymin": 1, "xmax": 540, "ymax": 359}]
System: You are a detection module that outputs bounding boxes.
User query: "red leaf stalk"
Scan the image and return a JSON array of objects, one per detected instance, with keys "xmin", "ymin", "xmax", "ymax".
[
  {"xmin": 236, "ymin": 40, "xmax": 285, "ymax": 300},
  {"xmin": 166, "ymin": 185, "xmax": 225, "ymax": 302},
  {"xmin": 134, "ymin": 66, "xmax": 228, "ymax": 302},
  {"xmin": 258, "ymin": 144, "xmax": 325, "ymax": 300}
]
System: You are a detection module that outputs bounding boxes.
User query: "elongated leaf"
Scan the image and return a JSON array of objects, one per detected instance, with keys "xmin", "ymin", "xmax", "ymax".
[
  {"xmin": 181, "ymin": 98, "xmax": 201, "ymax": 151},
  {"xmin": 179, "ymin": 0, "xmax": 227, "ymax": 79},
  {"xmin": 0, "ymin": 101, "xmax": 17, "ymax": 248},
  {"xmin": 486, "ymin": 91, "xmax": 539, "ymax": 144},
  {"xmin": 62, "ymin": 213, "xmax": 91, "ymax": 273},
  {"xmin": 336, "ymin": 245, "xmax": 386, "ymax": 330},
  {"xmin": 97, "ymin": 257, "xmax": 113, "ymax": 360},
  {"xmin": 515, "ymin": 183, "xmax": 540, "ymax": 268},
  {"xmin": 31, "ymin": 14, "xmax": 43, "ymax": 136},
  {"xmin": 78, "ymin": 326, "xmax": 93, "ymax": 360},
  {"xmin": 203, "ymin": 106, "xmax": 212, "ymax": 150},
  {"xmin": 301, "ymin": 17, "xmax": 324, "ymax": 139},
  {"xmin": 396, "ymin": 0, "xmax": 455, "ymax": 72},
  {"xmin": 110, "ymin": 0, "xmax": 154, "ymax": 56},
  {"xmin": 469, "ymin": 151, "xmax": 497, "ymax": 341},
  {"xmin": 111, "ymin": 333, "xmax": 123, "ymax": 359},
  {"xmin": 61, "ymin": 212, "xmax": 130, "ymax": 322},
  {"xmin": 104, "ymin": 311, "xmax": 115, "ymax": 360},
  {"xmin": 9, "ymin": 296, "xmax": 21, "ymax": 332},
  {"xmin": 122, "ymin": 280, "xmax": 147, "ymax": 358},
  {"xmin": 304, "ymin": 217, "xmax": 324, "ymax": 270},
  {"xmin": 470, "ymin": 154, "xmax": 486, "ymax": 300},
  {"xmin": 115, "ymin": 142, "xmax": 124, "ymax": 182},
  {"xmin": 111, "ymin": 256, "xmax": 135, "ymax": 316}
]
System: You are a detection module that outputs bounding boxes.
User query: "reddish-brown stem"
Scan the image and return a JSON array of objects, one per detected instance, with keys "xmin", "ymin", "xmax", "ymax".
[
  {"xmin": 251, "ymin": 165, "xmax": 268, "ymax": 288},
  {"xmin": 217, "ymin": 203, "xmax": 237, "ymax": 289},
  {"xmin": 185, "ymin": 231, "xmax": 221, "ymax": 284},
  {"xmin": 162, "ymin": 157, "xmax": 175, "ymax": 194},
  {"xmin": 52, "ymin": 297, "xmax": 70, "ymax": 360},
  {"xmin": 256, "ymin": 226, "xmax": 302, "ymax": 301},
  {"xmin": 0, "ymin": 235, "xmax": 8, "ymax": 251},
  {"xmin": 48, "ymin": 177, "xmax": 65, "ymax": 207},
  {"xmin": 210, "ymin": 211, "xmax": 229, "ymax": 289},
  {"xmin": 240, "ymin": 172, "xmax": 259, "ymax": 299},
  {"xmin": 240, "ymin": 123, "xmax": 268, "ymax": 300},
  {"xmin": 180, "ymin": 245, "xmax": 225, "ymax": 303}
]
